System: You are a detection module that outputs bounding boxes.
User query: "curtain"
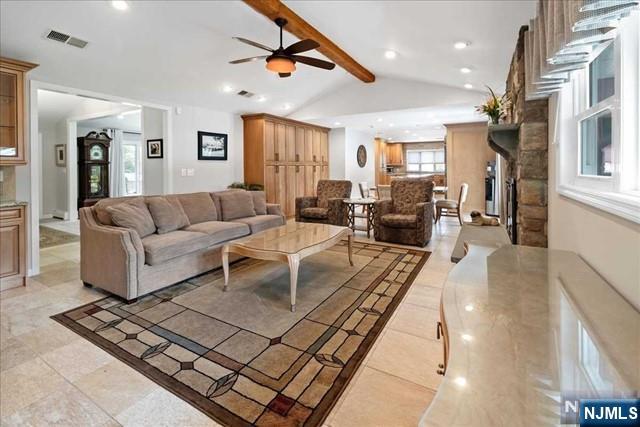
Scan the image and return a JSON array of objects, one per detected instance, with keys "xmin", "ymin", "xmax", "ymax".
[
  {"xmin": 525, "ymin": 0, "xmax": 639, "ymax": 99},
  {"xmin": 107, "ymin": 128, "xmax": 124, "ymax": 197}
]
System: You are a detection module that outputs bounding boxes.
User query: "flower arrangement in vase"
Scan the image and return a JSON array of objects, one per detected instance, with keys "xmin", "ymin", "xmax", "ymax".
[{"xmin": 476, "ymin": 86, "xmax": 510, "ymax": 125}]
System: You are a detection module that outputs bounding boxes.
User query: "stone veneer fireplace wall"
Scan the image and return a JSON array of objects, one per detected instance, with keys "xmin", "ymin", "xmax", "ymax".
[{"xmin": 502, "ymin": 26, "xmax": 549, "ymax": 248}]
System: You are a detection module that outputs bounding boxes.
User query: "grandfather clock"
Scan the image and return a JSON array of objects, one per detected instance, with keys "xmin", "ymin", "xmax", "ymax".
[{"xmin": 77, "ymin": 131, "xmax": 111, "ymax": 209}]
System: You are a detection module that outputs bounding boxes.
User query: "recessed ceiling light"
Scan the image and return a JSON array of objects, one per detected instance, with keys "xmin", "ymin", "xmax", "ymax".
[
  {"xmin": 412, "ymin": 133, "xmax": 418, "ymax": 137},
  {"xmin": 460, "ymin": 67, "xmax": 472, "ymax": 74},
  {"xmin": 454, "ymin": 377, "xmax": 467, "ymax": 387},
  {"xmin": 465, "ymin": 304, "xmax": 474, "ymax": 312},
  {"xmin": 461, "ymin": 334, "xmax": 473, "ymax": 342},
  {"xmin": 256, "ymin": 95, "xmax": 267, "ymax": 102},
  {"xmin": 404, "ymin": 130, "xmax": 410, "ymax": 134},
  {"xmin": 464, "ymin": 83, "xmax": 473, "ymax": 89},
  {"xmin": 384, "ymin": 50, "xmax": 397, "ymax": 59},
  {"xmin": 334, "ymin": 121, "xmax": 341, "ymax": 126},
  {"xmin": 222, "ymin": 85, "xmax": 234, "ymax": 93},
  {"xmin": 376, "ymin": 118, "xmax": 383, "ymax": 122},
  {"xmin": 117, "ymin": 114, "xmax": 124, "ymax": 120},
  {"xmin": 111, "ymin": 0, "xmax": 129, "ymax": 11},
  {"xmin": 282, "ymin": 103, "xmax": 292, "ymax": 110},
  {"xmin": 454, "ymin": 41, "xmax": 470, "ymax": 50},
  {"xmin": 388, "ymin": 123, "xmax": 394, "ymax": 127}
]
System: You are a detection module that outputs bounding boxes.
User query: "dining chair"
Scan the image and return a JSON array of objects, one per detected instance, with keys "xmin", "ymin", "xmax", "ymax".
[{"xmin": 435, "ymin": 183, "xmax": 469, "ymax": 225}]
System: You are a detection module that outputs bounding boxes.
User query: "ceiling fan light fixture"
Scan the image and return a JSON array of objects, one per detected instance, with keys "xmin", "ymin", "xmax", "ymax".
[{"xmin": 266, "ymin": 57, "xmax": 296, "ymax": 74}]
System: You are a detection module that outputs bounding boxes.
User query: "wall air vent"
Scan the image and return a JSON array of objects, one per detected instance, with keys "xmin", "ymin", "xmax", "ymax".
[
  {"xmin": 45, "ymin": 29, "xmax": 89, "ymax": 49},
  {"xmin": 237, "ymin": 90, "xmax": 254, "ymax": 98},
  {"xmin": 46, "ymin": 29, "xmax": 70, "ymax": 43}
]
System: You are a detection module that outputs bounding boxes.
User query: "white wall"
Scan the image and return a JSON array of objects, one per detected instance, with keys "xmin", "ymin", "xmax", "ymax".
[
  {"xmin": 142, "ymin": 107, "xmax": 164, "ymax": 195},
  {"xmin": 548, "ymin": 94, "xmax": 640, "ymax": 311},
  {"xmin": 329, "ymin": 128, "xmax": 346, "ymax": 180},
  {"xmin": 170, "ymin": 105, "xmax": 242, "ymax": 193},
  {"xmin": 328, "ymin": 127, "xmax": 375, "ymax": 197},
  {"xmin": 39, "ymin": 125, "xmax": 67, "ymax": 218}
]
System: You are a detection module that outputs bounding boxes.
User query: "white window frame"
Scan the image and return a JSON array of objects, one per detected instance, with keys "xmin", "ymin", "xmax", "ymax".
[
  {"xmin": 406, "ymin": 148, "xmax": 445, "ymax": 173},
  {"xmin": 555, "ymin": 11, "xmax": 640, "ymax": 224}
]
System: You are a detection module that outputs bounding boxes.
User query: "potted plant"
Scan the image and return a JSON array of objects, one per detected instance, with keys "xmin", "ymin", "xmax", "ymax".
[
  {"xmin": 476, "ymin": 86, "xmax": 510, "ymax": 125},
  {"xmin": 227, "ymin": 182, "xmax": 264, "ymax": 191}
]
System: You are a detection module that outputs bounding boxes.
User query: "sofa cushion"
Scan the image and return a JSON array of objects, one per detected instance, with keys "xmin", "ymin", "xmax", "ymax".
[
  {"xmin": 301, "ymin": 207, "xmax": 328, "ymax": 219},
  {"xmin": 251, "ymin": 191, "xmax": 267, "ymax": 215},
  {"xmin": 147, "ymin": 196, "xmax": 190, "ymax": 234},
  {"xmin": 93, "ymin": 196, "xmax": 146, "ymax": 226},
  {"xmin": 218, "ymin": 191, "xmax": 256, "ymax": 221},
  {"xmin": 107, "ymin": 202, "xmax": 157, "ymax": 238},
  {"xmin": 233, "ymin": 215, "xmax": 284, "ymax": 234},
  {"xmin": 141, "ymin": 230, "xmax": 211, "ymax": 265},
  {"xmin": 174, "ymin": 193, "xmax": 217, "ymax": 224},
  {"xmin": 317, "ymin": 180, "xmax": 352, "ymax": 208},
  {"xmin": 380, "ymin": 214, "xmax": 418, "ymax": 229},
  {"xmin": 210, "ymin": 189, "xmax": 243, "ymax": 219},
  {"xmin": 184, "ymin": 221, "xmax": 250, "ymax": 245}
]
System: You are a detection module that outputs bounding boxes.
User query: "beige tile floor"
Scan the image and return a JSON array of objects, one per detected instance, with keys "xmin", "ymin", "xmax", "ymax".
[{"xmin": 0, "ymin": 218, "xmax": 460, "ymax": 427}]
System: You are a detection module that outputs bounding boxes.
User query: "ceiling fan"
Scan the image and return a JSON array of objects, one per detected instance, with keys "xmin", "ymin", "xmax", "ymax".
[{"xmin": 229, "ymin": 17, "xmax": 336, "ymax": 78}]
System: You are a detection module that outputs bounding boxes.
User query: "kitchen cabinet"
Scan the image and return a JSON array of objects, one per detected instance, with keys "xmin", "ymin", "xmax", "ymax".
[
  {"xmin": 385, "ymin": 143, "xmax": 404, "ymax": 165},
  {"xmin": 0, "ymin": 204, "xmax": 26, "ymax": 290}
]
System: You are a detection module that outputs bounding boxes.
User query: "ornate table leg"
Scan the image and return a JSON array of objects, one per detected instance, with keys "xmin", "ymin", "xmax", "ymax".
[
  {"xmin": 348, "ymin": 233, "xmax": 354, "ymax": 267},
  {"xmin": 222, "ymin": 246, "xmax": 230, "ymax": 291},
  {"xmin": 288, "ymin": 255, "xmax": 300, "ymax": 312}
]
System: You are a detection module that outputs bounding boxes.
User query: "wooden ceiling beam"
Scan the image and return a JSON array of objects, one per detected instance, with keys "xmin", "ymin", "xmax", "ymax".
[{"xmin": 243, "ymin": 0, "xmax": 375, "ymax": 83}]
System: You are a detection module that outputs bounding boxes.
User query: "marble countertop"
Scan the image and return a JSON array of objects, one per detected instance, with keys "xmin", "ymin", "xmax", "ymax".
[
  {"xmin": 421, "ymin": 243, "xmax": 640, "ymax": 426},
  {"xmin": 0, "ymin": 200, "xmax": 28, "ymax": 208}
]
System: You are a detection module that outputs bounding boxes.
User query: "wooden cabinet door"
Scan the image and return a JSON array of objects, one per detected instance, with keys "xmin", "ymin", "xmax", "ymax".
[
  {"xmin": 321, "ymin": 165, "xmax": 329, "ymax": 180},
  {"xmin": 295, "ymin": 165, "xmax": 306, "ymax": 198},
  {"xmin": 304, "ymin": 165, "xmax": 315, "ymax": 196},
  {"xmin": 284, "ymin": 125, "xmax": 296, "ymax": 162},
  {"xmin": 265, "ymin": 165, "xmax": 286, "ymax": 207},
  {"xmin": 320, "ymin": 132, "xmax": 328, "ymax": 164},
  {"xmin": 285, "ymin": 166, "xmax": 296, "ymax": 216},
  {"xmin": 264, "ymin": 121, "xmax": 276, "ymax": 162},
  {"xmin": 312, "ymin": 130, "xmax": 321, "ymax": 163},
  {"xmin": 304, "ymin": 129, "xmax": 313, "ymax": 162},
  {"xmin": 275, "ymin": 123, "xmax": 286, "ymax": 162},
  {"xmin": 295, "ymin": 127, "xmax": 305, "ymax": 162},
  {"xmin": 0, "ymin": 68, "xmax": 24, "ymax": 164},
  {"xmin": 0, "ymin": 222, "xmax": 20, "ymax": 278}
]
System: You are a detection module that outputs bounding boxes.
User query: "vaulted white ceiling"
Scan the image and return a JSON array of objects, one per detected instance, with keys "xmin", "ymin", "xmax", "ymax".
[{"xmin": 1, "ymin": 0, "xmax": 535, "ymax": 117}]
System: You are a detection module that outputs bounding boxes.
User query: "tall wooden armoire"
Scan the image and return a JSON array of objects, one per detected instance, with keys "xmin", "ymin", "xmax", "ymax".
[
  {"xmin": 77, "ymin": 131, "xmax": 111, "ymax": 209},
  {"xmin": 242, "ymin": 114, "xmax": 329, "ymax": 217}
]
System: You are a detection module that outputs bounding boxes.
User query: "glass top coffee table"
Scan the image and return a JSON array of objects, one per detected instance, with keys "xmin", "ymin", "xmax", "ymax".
[{"xmin": 221, "ymin": 222, "xmax": 354, "ymax": 312}]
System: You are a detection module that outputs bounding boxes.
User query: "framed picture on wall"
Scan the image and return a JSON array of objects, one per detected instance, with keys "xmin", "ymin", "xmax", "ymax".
[
  {"xmin": 147, "ymin": 139, "xmax": 163, "ymax": 159},
  {"xmin": 198, "ymin": 131, "xmax": 228, "ymax": 161},
  {"xmin": 55, "ymin": 144, "xmax": 66, "ymax": 167}
]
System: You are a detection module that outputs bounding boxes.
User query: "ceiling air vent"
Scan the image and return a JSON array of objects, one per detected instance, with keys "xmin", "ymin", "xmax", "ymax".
[
  {"xmin": 67, "ymin": 37, "xmax": 89, "ymax": 49},
  {"xmin": 46, "ymin": 29, "xmax": 70, "ymax": 43},
  {"xmin": 237, "ymin": 90, "xmax": 254, "ymax": 98},
  {"xmin": 45, "ymin": 29, "xmax": 89, "ymax": 49}
]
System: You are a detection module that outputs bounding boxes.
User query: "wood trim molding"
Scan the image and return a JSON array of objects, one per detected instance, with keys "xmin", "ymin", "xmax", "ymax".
[
  {"xmin": 241, "ymin": 113, "xmax": 330, "ymax": 132},
  {"xmin": 0, "ymin": 57, "xmax": 38, "ymax": 72},
  {"xmin": 242, "ymin": 0, "xmax": 375, "ymax": 83}
]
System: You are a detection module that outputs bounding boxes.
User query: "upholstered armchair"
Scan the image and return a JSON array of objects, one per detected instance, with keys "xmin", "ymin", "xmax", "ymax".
[
  {"xmin": 296, "ymin": 180, "xmax": 352, "ymax": 226},
  {"xmin": 374, "ymin": 179, "xmax": 434, "ymax": 246}
]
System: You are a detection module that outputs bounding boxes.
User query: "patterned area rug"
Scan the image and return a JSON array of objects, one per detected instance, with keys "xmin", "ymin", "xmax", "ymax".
[
  {"xmin": 39, "ymin": 225, "xmax": 80, "ymax": 248},
  {"xmin": 52, "ymin": 240, "xmax": 429, "ymax": 426}
]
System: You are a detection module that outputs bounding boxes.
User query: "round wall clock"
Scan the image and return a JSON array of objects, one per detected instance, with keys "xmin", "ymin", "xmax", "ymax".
[{"xmin": 357, "ymin": 145, "xmax": 367, "ymax": 168}]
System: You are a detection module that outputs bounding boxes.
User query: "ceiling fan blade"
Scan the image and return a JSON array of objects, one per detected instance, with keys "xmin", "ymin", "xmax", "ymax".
[
  {"xmin": 284, "ymin": 39, "xmax": 320, "ymax": 55},
  {"xmin": 232, "ymin": 37, "xmax": 274, "ymax": 52},
  {"xmin": 291, "ymin": 55, "xmax": 336, "ymax": 70},
  {"xmin": 229, "ymin": 55, "xmax": 268, "ymax": 64},
  {"xmin": 279, "ymin": 73, "xmax": 291, "ymax": 78}
]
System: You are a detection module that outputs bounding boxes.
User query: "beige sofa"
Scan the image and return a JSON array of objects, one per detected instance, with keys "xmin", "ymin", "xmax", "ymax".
[{"xmin": 79, "ymin": 190, "xmax": 285, "ymax": 302}]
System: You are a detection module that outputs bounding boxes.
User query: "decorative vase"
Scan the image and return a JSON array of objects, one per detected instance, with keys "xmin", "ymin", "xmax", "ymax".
[{"xmin": 490, "ymin": 116, "xmax": 500, "ymax": 125}]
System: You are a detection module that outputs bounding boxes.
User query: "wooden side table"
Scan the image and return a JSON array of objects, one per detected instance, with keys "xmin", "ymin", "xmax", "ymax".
[{"xmin": 343, "ymin": 198, "xmax": 376, "ymax": 238}]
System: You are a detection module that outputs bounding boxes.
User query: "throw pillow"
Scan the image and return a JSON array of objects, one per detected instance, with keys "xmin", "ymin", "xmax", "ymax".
[
  {"xmin": 251, "ymin": 191, "xmax": 267, "ymax": 215},
  {"xmin": 106, "ymin": 203, "xmax": 156, "ymax": 237},
  {"xmin": 147, "ymin": 197, "xmax": 190, "ymax": 234},
  {"xmin": 175, "ymin": 192, "xmax": 217, "ymax": 224},
  {"xmin": 219, "ymin": 191, "xmax": 256, "ymax": 221}
]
